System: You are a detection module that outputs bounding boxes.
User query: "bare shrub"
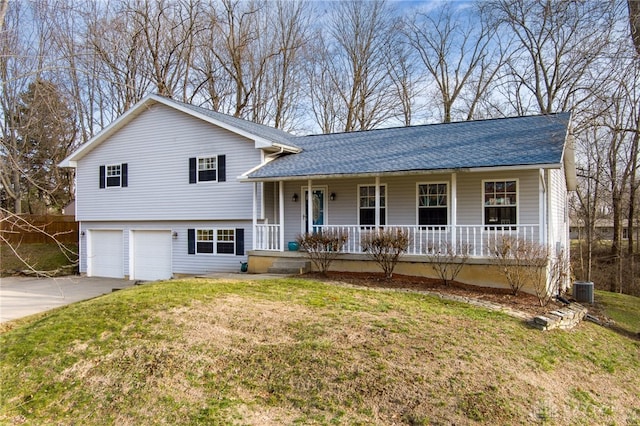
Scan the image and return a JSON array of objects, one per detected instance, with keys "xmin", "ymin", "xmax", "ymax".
[
  {"xmin": 361, "ymin": 228, "xmax": 410, "ymax": 279},
  {"xmin": 297, "ymin": 230, "xmax": 348, "ymax": 275},
  {"xmin": 491, "ymin": 235, "xmax": 548, "ymax": 298},
  {"xmin": 426, "ymin": 242, "xmax": 470, "ymax": 286},
  {"xmin": 547, "ymin": 248, "xmax": 571, "ymax": 305}
]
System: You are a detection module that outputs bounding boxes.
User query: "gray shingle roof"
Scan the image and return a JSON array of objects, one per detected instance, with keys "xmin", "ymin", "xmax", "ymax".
[
  {"xmin": 168, "ymin": 97, "xmax": 299, "ymax": 149},
  {"xmin": 246, "ymin": 113, "xmax": 571, "ymax": 180}
]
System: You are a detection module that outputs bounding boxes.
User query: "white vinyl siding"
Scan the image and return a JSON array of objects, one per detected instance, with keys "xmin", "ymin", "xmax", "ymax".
[
  {"xmin": 79, "ymin": 221, "xmax": 250, "ymax": 276},
  {"xmin": 75, "ymin": 103, "xmax": 261, "ymax": 221},
  {"xmin": 549, "ymin": 168, "xmax": 569, "ymax": 254}
]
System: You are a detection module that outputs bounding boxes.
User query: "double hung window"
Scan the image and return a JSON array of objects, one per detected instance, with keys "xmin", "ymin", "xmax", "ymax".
[
  {"xmin": 198, "ymin": 157, "xmax": 217, "ymax": 182},
  {"xmin": 196, "ymin": 229, "xmax": 215, "ymax": 254},
  {"xmin": 99, "ymin": 163, "xmax": 128, "ymax": 188},
  {"xmin": 359, "ymin": 185, "xmax": 386, "ymax": 226},
  {"xmin": 188, "ymin": 228, "xmax": 243, "ymax": 255},
  {"xmin": 484, "ymin": 180, "xmax": 517, "ymax": 228},
  {"xmin": 216, "ymin": 229, "xmax": 235, "ymax": 254},
  {"xmin": 189, "ymin": 155, "xmax": 226, "ymax": 183},
  {"xmin": 418, "ymin": 183, "xmax": 448, "ymax": 228}
]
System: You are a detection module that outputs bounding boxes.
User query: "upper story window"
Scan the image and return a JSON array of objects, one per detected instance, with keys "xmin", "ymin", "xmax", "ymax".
[
  {"xmin": 99, "ymin": 163, "xmax": 128, "ymax": 188},
  {"xmin": 418, "ymin": 183, "xmax": 448, "ymax": 227},
  {"xmin": 359, "ymin": 184, "xmax": 386, "ymax": 226},
  {"xmin": 484, "ymin": 180, "xmax": 517, "ymax": 227},
  {"xmin": 106, "ymin": 165, "xmax": 121, "ymax": 187},
  {"xmin": 198, "ymin": 157, "xmax": 217, "ymax": 182},
  {"xmin": 189, "ymin": 155, "xmax": 226, "ymax": 183}
]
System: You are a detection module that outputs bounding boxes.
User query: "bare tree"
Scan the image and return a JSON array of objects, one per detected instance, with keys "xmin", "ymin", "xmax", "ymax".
[
  {"xmin": 323, "ymin": 0, "xmax": 399, "ymax": 131},
  {"xmin": 128, "ymin": 0, "xmax": 202, "ymax": 100},
  {"xmin": 629, "ymin": 0, "xmax": 640, "ymax": 56},
  {"xmin": 490, "ymin": 0, "xmax": 619, "ymax": 115},
  {"xmin": 405, "ymin": 1, "xmax": 504, "ymax": 123}
]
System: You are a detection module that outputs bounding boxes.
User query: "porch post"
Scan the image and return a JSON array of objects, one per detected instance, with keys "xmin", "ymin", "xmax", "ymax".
[
  {"xmin": 375, "ymin": 176, "xmax": 380, "ymax": 227},
  {"xmin": 252, "ymin": 181, "xmax": 257, "ymax": 250},
  {"xmin": 451, "ymin": 172, "xmax": 457, "ymax": 253},
  {"xmin": 279, "ymin": 180, "xmax": 285, "ymax": 251},
  {"xmin": 307, "ymin": 179, "xmax": 313, "ymax": 233}
]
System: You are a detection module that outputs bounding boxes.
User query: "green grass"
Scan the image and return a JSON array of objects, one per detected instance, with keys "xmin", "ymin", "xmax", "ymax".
[
  {"xmin": 596, "ymin": 290, "xmax": 640, "ymax": 335},
  {"xmin": 1, "ymin": 278, "xmax": 639, "ymax": 425},
  {"xmin": 0, "ymin": 243, "xmax": 77, "ymax": 276}
]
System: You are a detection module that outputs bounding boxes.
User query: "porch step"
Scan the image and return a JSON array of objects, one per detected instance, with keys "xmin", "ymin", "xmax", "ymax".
[{"xmin": 268, "ymin": 259, "xmax": 311, "ymax": 275}]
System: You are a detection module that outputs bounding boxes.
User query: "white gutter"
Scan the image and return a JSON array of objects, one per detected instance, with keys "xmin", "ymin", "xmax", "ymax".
[{"xmin": 239, "ymin": 163, "xmax": 563, "ymax": 183}]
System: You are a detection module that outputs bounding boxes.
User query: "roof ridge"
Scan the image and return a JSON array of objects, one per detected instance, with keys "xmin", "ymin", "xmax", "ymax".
[{"xmin": 296, "ymin": 111, "xmax": 572, "ymax": 139}]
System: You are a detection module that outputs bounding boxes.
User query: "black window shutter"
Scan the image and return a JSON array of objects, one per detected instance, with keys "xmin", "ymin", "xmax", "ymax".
[
  {"xmin": 188, "ymin": 229, "xmax": 196, "ymax": 254},
  {"xmin": 189, "ymin": 158, "xmax": 197, "ymax": 184},
  {"xmin": 217, "ymin": 155, "xmax": 226, "ymax": 182},
  {"xmin": 235, "ymin": 228, "xmax": 244, "ymax": 255},
  {"xmin": 99, "ymin": 165, "xmax": 106, "ymax": 188},
  {"xmin": 121, "ymin": 163, "xmax": 128, "ymax": 187}
]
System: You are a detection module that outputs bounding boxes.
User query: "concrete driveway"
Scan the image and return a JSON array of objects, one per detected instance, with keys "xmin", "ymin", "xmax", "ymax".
[{"xmin": 0, "ymin": 275, "xmax": 134, "ymax": 323}]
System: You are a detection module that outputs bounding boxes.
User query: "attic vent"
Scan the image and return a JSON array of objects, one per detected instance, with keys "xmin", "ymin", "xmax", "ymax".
[{"xmin": 573, "ymin": 281, "xmax": 594, "ymax": 304}]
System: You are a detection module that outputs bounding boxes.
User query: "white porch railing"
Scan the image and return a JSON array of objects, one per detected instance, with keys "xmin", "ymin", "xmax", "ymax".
[
  {"xmin": 254, "ymin": 224, "xmax": 540, "ymax": 257},
  {"xmin": 255, "ymin": 224, "xmax": 281, "ymax": 251}
]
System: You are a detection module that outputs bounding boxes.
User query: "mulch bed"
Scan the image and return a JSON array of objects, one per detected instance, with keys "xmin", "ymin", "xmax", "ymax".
[{"xmin": 302, "ymin": 271, "xmax": 564, "ymax": 317}]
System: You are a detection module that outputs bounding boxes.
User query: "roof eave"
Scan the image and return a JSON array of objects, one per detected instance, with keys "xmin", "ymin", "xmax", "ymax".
[{"xmin": 240, "ymin": 163, "xmax": 561, "ymax": 182}]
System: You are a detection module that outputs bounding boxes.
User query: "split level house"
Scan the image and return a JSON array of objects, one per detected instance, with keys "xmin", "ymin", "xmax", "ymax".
[{"xmin": 61, "ymin": 94, "xmax": 576, "ymax": 294}]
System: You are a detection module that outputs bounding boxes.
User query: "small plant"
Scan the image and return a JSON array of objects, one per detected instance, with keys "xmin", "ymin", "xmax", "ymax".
[
  {"xmin": 426, "ymin": 242, "xmax": 470, "ymax": 286},
  {"xmin": 296, "ymin": 230, "xmax": 348, "ymax": 275},
  {"xmin": 361, "ymin": 228, "xmax": 410, "ymax": 279},
  {"xmin": 491, "ymin": 235, "xmax": 548, "ymax": 297}
]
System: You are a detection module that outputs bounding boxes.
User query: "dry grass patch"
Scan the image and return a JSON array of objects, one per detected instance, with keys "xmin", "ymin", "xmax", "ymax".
[{"xmin": 1, "ymin": 278, "xmax": 639, "ymax": 425}]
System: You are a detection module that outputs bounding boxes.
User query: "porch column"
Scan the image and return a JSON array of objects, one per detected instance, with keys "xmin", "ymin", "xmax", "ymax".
[
  {"xmin": 307, "ymin": 179, "xmax": 313, "ymax": 233},
  {"xmin": 252, "ymin": 181, "xmax": 257, "ymax": 250},
  {"xmin": 375, "ymin": 176, "xmax": 381, "ymax": 227},
  {"xmin": 279, "ymin": 180, "xmax": 285, "ymax": 251},
  {"xmin": 451, "ymin": 172, "xmax": 457, "ymax": 253}
]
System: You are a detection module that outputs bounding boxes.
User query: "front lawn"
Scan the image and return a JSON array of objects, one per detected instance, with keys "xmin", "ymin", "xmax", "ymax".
[{"xmin": 1, "ymin": 278, "xmax": 639, "ymax": 425}]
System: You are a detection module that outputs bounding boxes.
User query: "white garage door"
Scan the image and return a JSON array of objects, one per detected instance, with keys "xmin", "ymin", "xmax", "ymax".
[
  {"xmin": 89, "ymin": 230, "xmax": 124, "ymax": 278},
  {"xmin": 131, "ymin": 230, "xmax": 172, "ymax": 281}
]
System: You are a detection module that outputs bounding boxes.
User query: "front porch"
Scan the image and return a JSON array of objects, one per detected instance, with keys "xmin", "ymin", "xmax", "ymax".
[{"xmin": 255, "ymin": 223, "xmax": 541, "ymax": 258}]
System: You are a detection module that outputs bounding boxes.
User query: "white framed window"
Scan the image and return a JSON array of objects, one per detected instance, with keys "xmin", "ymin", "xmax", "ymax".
[
  {"xmin": 196, "ymin": 229, "xmax": 214, "ymax": 254},
  {"xmin": 483, "ymin": 179, "xmax": 518, "ymax": 229},
  {"xmin": 198, "ymin": 157, "xmax": 217, "ymax": 182},
  {"xmin": 216, "ymin": 229, "xmax": 236, "ymax": 254},
  {"xmin": 358, "ymin": 184, "xmax": 386, "ymax": 226},
  {"xmin": 106, "ymin": 164, "xmax": 121, "ymax": 187},
  {"xmin": 417, "ymin": 182, "xmax": 448, "ymax": 227}
]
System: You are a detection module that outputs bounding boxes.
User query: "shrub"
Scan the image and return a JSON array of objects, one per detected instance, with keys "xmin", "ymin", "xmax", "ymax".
[
  {"xmin": 426, "ymin": 242, "xmax": 470, "ymax": 286},
  {"xmin": 296, "ymin": 230, "xmax": 348, "ymax": 275},
  {"xmin": 361, "ymin": 228, "xmax": 410, "ymax": 279},
  {"xmin": 491, "ymin": 235, "xmax": 548, "ymax": 297},
  {"xmin": 545, "ymin": 248, "xmax": 570, "ymax": 305}
]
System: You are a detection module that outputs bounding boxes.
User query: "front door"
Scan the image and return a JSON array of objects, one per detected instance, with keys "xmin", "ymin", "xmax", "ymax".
[{"xmin": 303, "ymin": 188, "xmax": 325, "ymax": 233}]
